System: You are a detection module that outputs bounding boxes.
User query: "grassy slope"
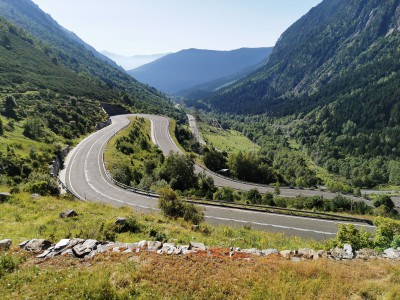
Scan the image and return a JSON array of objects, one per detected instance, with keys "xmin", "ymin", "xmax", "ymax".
[
  {"xmin": 199, "ymin": 121, "xmax": 259, "ymax": 153},
  {"xmin": 0, "ymin": 194, "xmax": 399, "ymax": 299}
]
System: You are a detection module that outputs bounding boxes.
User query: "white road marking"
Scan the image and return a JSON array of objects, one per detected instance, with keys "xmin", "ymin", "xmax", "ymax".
[{"xmin": 205, "ymin": 216, "xmax": 336, "ymax": 235}]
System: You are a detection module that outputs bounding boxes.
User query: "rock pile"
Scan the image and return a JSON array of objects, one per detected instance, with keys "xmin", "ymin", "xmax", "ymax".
[{"xmin": 7, "ymin": 238, "xmax": 400, "ymax": 262}]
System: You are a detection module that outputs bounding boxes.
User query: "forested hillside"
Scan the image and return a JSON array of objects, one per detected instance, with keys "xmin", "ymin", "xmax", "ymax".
[
  {"xmin": 0, "ymin": 0, "xmax": 183, "ymax": 193},
  {"xmin": 191, "ymin": 0, "xmax": 400, "ymax": 189},
  {"xmin": 0, "ymin": 0, "xmax": 180, "ymax": 116}
]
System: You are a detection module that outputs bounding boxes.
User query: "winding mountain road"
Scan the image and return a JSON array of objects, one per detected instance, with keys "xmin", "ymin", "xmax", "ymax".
[{"xmin": 60, "ymin": 114, "xmax": 375, "ymax": 240}]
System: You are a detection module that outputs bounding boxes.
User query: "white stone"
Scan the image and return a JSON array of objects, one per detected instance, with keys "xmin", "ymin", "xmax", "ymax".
[{"xmin": 54, "ymin": 239, "xmax": 70, "ymax": 251}]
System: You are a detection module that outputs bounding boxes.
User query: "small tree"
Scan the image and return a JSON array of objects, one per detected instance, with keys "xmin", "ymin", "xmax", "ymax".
[
  {"xmin": 160, "ymin": 152, "xmax": 196, "ymax": 191},
  {"xmin": 0, "ymin": 118, "xmax": 3, "ymax": 136},
  {"xmin": 23, "ymin": 117, "xmax": 46, "ymax": 140},
  {"xmin": 4, "ymin": 95, "xmax": 17, "ymax": 119}
]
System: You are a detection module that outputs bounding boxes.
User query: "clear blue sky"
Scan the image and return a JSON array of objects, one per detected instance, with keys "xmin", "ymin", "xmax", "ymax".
[{"xmin": 32, "ymin": 0, "xmax": 322, "ymax": 56}]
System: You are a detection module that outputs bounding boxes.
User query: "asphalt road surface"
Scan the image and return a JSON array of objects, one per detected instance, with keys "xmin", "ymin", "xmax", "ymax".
[{"xmin": 60, "ymin": 114, "xmax": 375, "ymax": 240}]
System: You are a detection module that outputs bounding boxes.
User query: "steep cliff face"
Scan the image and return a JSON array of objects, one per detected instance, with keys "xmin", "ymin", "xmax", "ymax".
[{"xmin": 205, "ymin": 0, "xmax": 400, "ymax": 115}]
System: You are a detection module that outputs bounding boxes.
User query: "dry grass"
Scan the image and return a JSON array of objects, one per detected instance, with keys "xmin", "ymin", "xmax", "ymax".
[{"xmin": 1, "ymin": 250, "xmax": 400, "ymax": 299}]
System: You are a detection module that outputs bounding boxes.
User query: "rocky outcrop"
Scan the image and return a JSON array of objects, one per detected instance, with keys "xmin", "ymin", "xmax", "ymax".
[
  {"xmin": 60, "ymin": 209, "xmax": 78, "ymax": 218},
  {"xmin": 20, "ymin": 239, "xmax": 52, "ymax": 252},
  {"xmin": 17, "ymin": 238, "xmax": 400, "ymax": 262}
]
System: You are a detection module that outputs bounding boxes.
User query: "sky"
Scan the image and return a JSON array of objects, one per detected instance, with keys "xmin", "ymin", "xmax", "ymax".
[{"xmin": 31, "ymin": 0, "xmax": 322, "ymax": 56}]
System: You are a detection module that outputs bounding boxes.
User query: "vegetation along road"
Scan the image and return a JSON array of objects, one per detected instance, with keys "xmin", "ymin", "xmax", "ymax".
[{"xmin": 60, "ymin": 114, "xmax": 375, "ymax": 240}]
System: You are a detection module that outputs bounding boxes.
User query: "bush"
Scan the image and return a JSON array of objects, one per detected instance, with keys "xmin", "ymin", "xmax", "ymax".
[
  {"xmin": 213, "ymin": 187, "xmax": 236, "ymax": 202},
  {"xmin": 246, "ymin": 188, "xmax": 262, "ymax": 204},
  {"xmin": 158, "ymin": 187, "xmax": 185, "ymax": 219},
  {"xmin": 335, "ymin": 224, "xmax": 372, "ymax": 250},
  {"xmin": 183, "ymin": 203, "xmax": 204, "ymax": 225},
  {"xmin": 158, "ymin": 187, "xmax": 204, "ymax": 224},
  {"xmin": 25, "ymin": 174, "xmax": 60, "ymax": 196},
  {"xmin": 115, "ymin": 216, "xmax": 141, "ymax": 233},
  {"xmin": 373, "ymin": 195, "xmax": 395, "ymax": 211},
  {"xmin": 373, "ymin": 217, "xmax": 400, "ymax": 251}
]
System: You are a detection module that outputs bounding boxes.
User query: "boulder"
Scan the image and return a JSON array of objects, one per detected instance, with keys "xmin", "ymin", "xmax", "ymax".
[
  {"xmin": 23, "ymin": 239, "xmax": 52, "ymax": 252},
  {"xmin": 0, "ymin": 192, "xmax": 11, "ymax": 202},
  {"xmin": 0, "ymin": 238, "xmax": 12, "ymax": 251},
  {"xmin": 54, "ymin": 239, "xmax": 70, "ymax": 251},
  {"xmin": 138, "ymin": 240, "xmax": 148, "ymax": 248},
  {"xmin": 188, "ymin": 242, "xmax": 206, "ymax": 251},
  {"xmin": 242, "ymin": 248, "xmax": 261, "ymax": 256},
  {"xmin": 344, "ymin": 244, "xmax": 353, "ymax": 257},
  {"xmin": 298, "ymin": 248, "xmax": 316, "ymax": 260},
  {"xmin": 356, "ymin": 248, "xmax": 378, "ymax": 260},
  {"xmin": 280, "ymin": 250, "xmax": 293, "ymax": 259},
  {"xmin": 330, "ymin": 246, "xmax": 353, "ymax": 260},
  {"xmin": 18, "ymin": 240, "xmax": 30, "ymax": 248},
  {"xmin": 72, "ymin": 239, "xmax": 98, "ymax": 257},
  {"xmin": 147, "ymin": 241, "xmax": 162, "ymax": 251},
  {"xmin": 61, "ymin": 249, "xmax": 74, "ymax": 257},
  {"xmin": 174, "ymin": 247, "xmax": 182, "ymax": 255},
  {"xmin": 60, "ymin": 209, "xmax": 78, "ymax": 218},
  {"xmin": 261, "ymin": 249, "xmax": 279, "ymax": 257},
  {"xmin": 36, "ymin": 249, "xmax": 53, "ymax": 259},
  {"xmin": 114, "ymin": 217, "xmax": 127, "ymax": 225},
  {"xmin": 384, "ymin": 248, "xmax": 400, "ymax": 259}
]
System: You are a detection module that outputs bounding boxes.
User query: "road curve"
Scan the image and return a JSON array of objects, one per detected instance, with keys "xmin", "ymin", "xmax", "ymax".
[{"xmin": 60, "ymin": 114, "xmax": 374, "ymax": 240}]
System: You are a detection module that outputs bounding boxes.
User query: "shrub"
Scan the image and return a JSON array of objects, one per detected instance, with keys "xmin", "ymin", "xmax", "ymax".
[
  {"xmin": 158, "ymin": 187, "xmax": 204, "ymax": 224},
  {"xmin": 158, "ymin": 187, "xmax": 185, "ymax": 219},
  {"xmin": 115, "ymin": 216, "xmax": 141, "ymax": 233},
  {"xmin": 25, "ymin": 174, "xmax": 60, "ymax": 196},
  {"xmin": 183, "ymin": 203, "xmax": 204, "ymax": 225},
  {"xmin": 373, "ymin": 195, "xmax": 395, "ymax": 211},
  {"xmin": 213, "ymin": 187, "xmax": 236, "ymax": 202},
  {"xmin": 335, "ymin": 224, "xmax": 372, "ymax": 250},
  {"xmin": 246, "ymin": 188, "xmax": 262, "ymax": 204},
  {"xmin": 373, "ymin": 217, "xmax": 400, "ymax": 251}
]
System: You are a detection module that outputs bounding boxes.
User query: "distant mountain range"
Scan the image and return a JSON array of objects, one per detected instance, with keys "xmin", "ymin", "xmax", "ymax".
[
  {"xmin": 128, "ymin": 47, "xmax": 273, "ymax": 95},
  {"xmin": 101, "ymin": 51, "xmax": 169, "ymax": 70}
]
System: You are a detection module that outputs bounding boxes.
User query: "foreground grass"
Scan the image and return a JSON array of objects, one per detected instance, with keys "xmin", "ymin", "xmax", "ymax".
[
  {"xmin": 199, "ymin": 121, "xmax": 259, "ymax": 153},
  {"xmin": 2, "ymin": 246, "xmax": 400, "ymax": 299},
  {"xmin": 1, "ymin": 193, "xmax": 400, "ymax": 299}
]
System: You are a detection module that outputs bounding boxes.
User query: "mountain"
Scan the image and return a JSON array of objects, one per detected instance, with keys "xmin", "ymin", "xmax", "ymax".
[
  {"xmin": 0, "ymin": 17, "xmax": 111, "ymax": 99},
  {"xmin": 101, "ymin": 51, "xmax": 169, "ymax": 70},
  {"xmin": 203, "ymin": 0, "xmax": 400, "ymax": 117},
  {"xmin": 0, "ymin": 0, "xmax": 178, "ymax": 116},
  {"xmin": 128, "ymin": 47, "xmax": 273, "ymax": 94},
  {"xmin": 200, "ymin": 0, "xmax": 400, "ymax": 188}
]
